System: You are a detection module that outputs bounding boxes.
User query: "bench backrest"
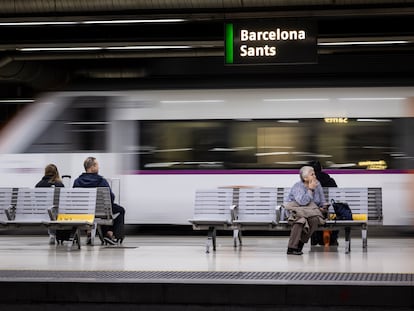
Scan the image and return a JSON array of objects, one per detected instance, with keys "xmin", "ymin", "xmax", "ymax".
[
  {"xmin": 193, "ymin": 188, "xmax": 234, "ymax": 221},
  {"xmin": 328, "ymin": 187, "xmax": 382, "ymax": 223},
  {"xmin": 13, "ymin": 188, "xmax": 55, "ymax": 221},
  {"xmin": 95, "ymin": 187, "xmax": 113, "ymax": 220},
  {"xmin": 278, "ymin": 187, "xmax": 291, "ymax": 205},
  {"xmin": 328, "ymin": 187, "xmax": 368, "ymax": 217},
  {"xmin": 366, "ymin": 187, "xmax": 383, "ymax": 223},
  {"xmin": 56, "ymin": 188, "xmax": 96, "ymax": 222},
  {"xmin": 278, "ymin": 187, "xmax": 330, "ymax": 205},
  {"xmin": 237, "ymin": 187, "xmax": 277, "ymax": 222}
]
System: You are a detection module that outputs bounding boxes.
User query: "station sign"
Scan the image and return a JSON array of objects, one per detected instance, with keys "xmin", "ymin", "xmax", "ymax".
[{"xmin": 225, "ymin": 19, "xmax": 317, "ymax": 65}]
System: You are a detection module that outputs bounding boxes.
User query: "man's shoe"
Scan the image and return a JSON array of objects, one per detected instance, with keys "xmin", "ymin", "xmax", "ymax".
[
  {"xmin": 297, "ymin": 241, "xmax": 304, "ymax": 251},
  {"xmin": 104, "ymin": 237, "xmax": 117, "ymax": 245},
  {"xmin": 287, "ymin": 248, "xmax": 303, "ymax": 255}
]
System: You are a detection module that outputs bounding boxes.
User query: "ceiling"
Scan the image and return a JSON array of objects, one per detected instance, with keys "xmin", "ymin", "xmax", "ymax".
[{"xmin": 0, "ymin": 0, "xmax": 414, "ymax": 100}]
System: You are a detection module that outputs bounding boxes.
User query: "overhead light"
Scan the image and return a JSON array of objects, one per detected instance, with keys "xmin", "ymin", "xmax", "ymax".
[
  {"xmin": 17, "ymin": 45, "xmax": 191, "ymax": 52},
  {"xmin": 106, "ymin": 45, "xmax": 191, "ymax": 50},
  {"xmin": 319, "ymin": 40, "xmax": 410, "ymax": 46},
  {"xmin": 0, "ymin": 99, "xmax": 34, "ymax": 103},
  {"xmin": 18, "ymin": 47, "xmax": 103, "ymax": 52},
  {"xmin": 0, "ymin": 21, "xmax": 79, "ymax": 26},
  {"xmin": 82, "ymin": 19, "xmax": 185, "ymax": 25},
  {"xmin": 0, "ymin": 19, "xmax": 185, "ymax": 26}
]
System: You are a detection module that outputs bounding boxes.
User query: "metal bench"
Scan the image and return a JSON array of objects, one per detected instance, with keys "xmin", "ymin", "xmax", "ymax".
[
  {"xmin": 0, "ymin": 187, "xmax": 101, "ymax": 250},
  {"xmin": 189, "ymin": 188, "xmax": 236, "ymax": 253},
  {"xmin": 190, "ymin": 186, "xmax": 383, "ymax": 254},
  {"xmin": 44, "ymin": 188, "xmax": 96, "ymax": 250},
  {"xmin": 278, "ymin": 187, "xmax": 383, "ymax": 253}
]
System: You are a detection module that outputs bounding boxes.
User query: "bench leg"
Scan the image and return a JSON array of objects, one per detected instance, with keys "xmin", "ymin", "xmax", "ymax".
[
  {"xmin": 206, "ymin": 226, "xmax": 216, "ymax": 253},
  {"xmin": 233, "ymin": 229, "xmax": 242, "ymax": 248},
  {"xmin": 90, "ymin": 222, "xmax": 97, "ymax": 246},
  {"xmin": 96, "ymin": 224, "xmax": 105, "ymax": 245},
  {"xmin": 68, "ymin": 227, "xmax": 81, "ymax": 251},
  {"xmin": 362, "ymin": 223, "xmax": 368, "ymax": 251},
  {"xmin": 344, "ymin": 227, "xmax": 351, "ymax": 254}
]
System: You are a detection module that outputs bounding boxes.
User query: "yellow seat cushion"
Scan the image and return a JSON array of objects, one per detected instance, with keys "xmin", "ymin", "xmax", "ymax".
[
  {"xmin": 57, "ymin": 214, "xmax": 95, "ymax": 222},
  {"xmin": 329, "ymin": 213, "xmax": 367, "ymax": 221}
]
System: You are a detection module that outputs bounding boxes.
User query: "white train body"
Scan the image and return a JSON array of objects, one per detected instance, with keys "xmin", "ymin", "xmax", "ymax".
[{"xmin": 0, "ymin": 87, "xmax": 413, "ymax": 226}]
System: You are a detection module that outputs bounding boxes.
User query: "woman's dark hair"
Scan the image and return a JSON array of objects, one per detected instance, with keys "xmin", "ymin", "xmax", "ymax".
[
  {"xmin": 44, "ymin": 164, "xmax": 62, "ymax": 183},
  {"xmin": 309, "ymin": 160, "xmax": 322, "ymax": 173}
]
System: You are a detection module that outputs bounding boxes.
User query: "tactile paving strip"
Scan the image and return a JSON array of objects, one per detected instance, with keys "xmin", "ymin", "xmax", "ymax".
[{"xmin": 0, "ymin": 270, "xmax": 412, "ymax": 285}]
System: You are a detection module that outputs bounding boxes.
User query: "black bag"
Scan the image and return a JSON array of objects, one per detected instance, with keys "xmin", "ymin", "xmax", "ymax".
[
  {"xmin": 55, "ymin": 228, "xmax": 76, "ymax": 243},
  {"xmin": 331, "ymin": 199, "xmax": 353, "ymax": 220}
]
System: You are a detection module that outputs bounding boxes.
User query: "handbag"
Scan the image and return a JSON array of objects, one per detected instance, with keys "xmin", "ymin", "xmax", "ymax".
[{"xmin": 331, "ymin": 199, "xmax": 353, "ymax": 220}]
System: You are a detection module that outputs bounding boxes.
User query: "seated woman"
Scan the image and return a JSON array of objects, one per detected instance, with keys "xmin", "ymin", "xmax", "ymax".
[
  {"xmin": 35, "ymin": 163, "xmax": 64, "ymax": 245},
  {"xmin": 283, "ymin": 165, "xmax": 328, "ymax": 255}
]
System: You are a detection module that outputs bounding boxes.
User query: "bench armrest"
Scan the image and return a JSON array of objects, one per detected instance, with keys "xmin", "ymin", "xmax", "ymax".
[
  {"xmin": 48, "ymin": 206, "xmax": 58, "ymax": 221},
  {"xmin": 277, "ymin": 204, "xmax": 290, "ymax": 222},
  {"xmin": 230, "ymin": 204, "xmax": 237, "ymax": 221},
  {"xmin": 4, "ymin": 205, "xmax": 15, "ymax": 220}
]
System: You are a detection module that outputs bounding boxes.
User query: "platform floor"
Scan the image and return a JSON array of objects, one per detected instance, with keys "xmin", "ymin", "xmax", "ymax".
[
  {"xmin": 0, "ymin": 233, "xmax": 413, "ymax": 310},
  {"xmin": 0, "ymin": 234, "xmax": 412, "ymax": 274}
]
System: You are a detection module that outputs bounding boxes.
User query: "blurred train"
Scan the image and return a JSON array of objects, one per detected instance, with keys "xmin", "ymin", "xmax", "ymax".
[{"xmin": 0, "ymin": 86, "xmax": 413, "ymax": 226}]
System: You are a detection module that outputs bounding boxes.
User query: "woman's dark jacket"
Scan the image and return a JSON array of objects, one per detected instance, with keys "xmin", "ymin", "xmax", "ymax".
[{"xmin": 35, "ymin": 175, "xmax": 64, "ymax": 188}]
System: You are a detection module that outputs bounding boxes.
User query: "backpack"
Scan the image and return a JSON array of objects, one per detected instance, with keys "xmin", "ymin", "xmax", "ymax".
[{"xmin": 331, "ymin": 199, "xmax": 353, "ymax": 220}]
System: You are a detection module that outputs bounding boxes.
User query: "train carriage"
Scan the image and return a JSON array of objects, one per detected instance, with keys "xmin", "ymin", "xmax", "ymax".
[{"xmin": 0, "ymin": 87, "xmax": 413, "ymax": 226}]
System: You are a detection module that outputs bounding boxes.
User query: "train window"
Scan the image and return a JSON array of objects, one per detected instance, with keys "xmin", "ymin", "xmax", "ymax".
[
  {"xmin": 23, "ymin": 96, "xmax": 109, "ymax": 153},
  {"xmin": 139, "ymin": 121, "xmax": 229, "ymax": 169},
  {"xmin": 138, "ymin": 117, "xmax": 410, "ymax": 170}
]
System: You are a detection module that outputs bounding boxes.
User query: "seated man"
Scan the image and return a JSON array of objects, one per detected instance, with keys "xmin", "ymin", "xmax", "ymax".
[
  {"xmin": 284, "ymin": 165, "xmax": 328, "ymax": 255},
  {"xmin": 73, "ymin": 156, "xmax": 125, "ymax": 245}
]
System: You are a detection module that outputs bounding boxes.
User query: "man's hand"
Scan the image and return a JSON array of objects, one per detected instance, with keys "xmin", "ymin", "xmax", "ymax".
[{"xmin": 308, "ymin": 178, "xmax": 319, "ymax": 190}]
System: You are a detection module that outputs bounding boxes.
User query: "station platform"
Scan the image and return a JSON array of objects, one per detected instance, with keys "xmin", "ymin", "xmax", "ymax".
[{"xmin": 0, "ymin": 230, "xmax": 413, "ymax": 310}]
